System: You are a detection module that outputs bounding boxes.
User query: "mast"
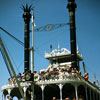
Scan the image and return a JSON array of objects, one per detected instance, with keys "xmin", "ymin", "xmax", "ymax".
[
  {"xmin": 23, "ymin": 4, "xmax": 31, "ymax": 72},
  {"xmin": 31, "ymin": 10, "xmax": 35, "ymax": 73},
  {"xmin": 67, "ymin": 0, "xmax": 78, "ymax": 70},
  {"xmin": 31, "ymin": 10, "xmax": 35, "ymax": 100}
]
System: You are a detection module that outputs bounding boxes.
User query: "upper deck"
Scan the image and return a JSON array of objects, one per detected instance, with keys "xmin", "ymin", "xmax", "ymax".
[
  {"xmin": 2, "ymin": 72, "xmax": 100, "ymax": 100},
  {"xmin": 45, "ymin": 48, "xmax": 83, "ymax": 63}
]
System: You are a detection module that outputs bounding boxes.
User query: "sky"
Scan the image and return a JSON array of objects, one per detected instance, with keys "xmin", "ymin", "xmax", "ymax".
[{"xmin": 0, "ymin": 0, "xmax": 100, "ymax": 99}]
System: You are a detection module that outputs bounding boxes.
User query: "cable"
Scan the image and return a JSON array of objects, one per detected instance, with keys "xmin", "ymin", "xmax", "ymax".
[
  {"xmin": 17, "ymin": 60, "xmax": 24, "ymax": 71},
  {"xmin": 0, "ymin": 46, "xmax": 13, "ymax": 77},
  {"xmin": 0, "ymin": 27, "xmax": 24, "ymax": 46},
  {"xmin": 2, "ymin": 38, "xmax": 20, "ymax": 74}
]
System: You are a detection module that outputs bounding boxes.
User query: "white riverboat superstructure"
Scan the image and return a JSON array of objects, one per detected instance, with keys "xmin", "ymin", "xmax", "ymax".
[{"xmin": 1, "ymin": 47, "xmax": 100, "ymax": 100}]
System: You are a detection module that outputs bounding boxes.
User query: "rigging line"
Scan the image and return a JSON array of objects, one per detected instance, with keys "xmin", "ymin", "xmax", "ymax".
[
  {"xmin": 0, "ymin": 35, "xmax": 12, "ymax": 76},
  {"xmin": 0, "ymin": 39, "xmax": 16, "ymax": 86},
  {"xmin": 0, "ymin": 47, "xmax": 13, "ymax": 77},
  {"xmin": 0, "ymin": 38, "xmax": 24, "ymax": 96},
  {"xmin": 17, "ymin": 60, "xmax": 24, "ymax": 71},
  {"xmin": 0, "ymin": 27, "xmax": 24, "ymax": 46},
  {"xmin": 2, "ymin": 38, "xmax": 20, "ymax": 73}
]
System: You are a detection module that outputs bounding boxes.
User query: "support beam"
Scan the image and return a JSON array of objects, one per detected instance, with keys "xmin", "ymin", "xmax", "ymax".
[
  {"xmin": 8, "ymin": 89, "xmax": 12, "ymax": 100},
  {"xmin": 89, "ymin": 89, "xmax": 92, "ymax": 100},
  {"xmin": 4, "ymin": 95, "xmax": 6, "ymax": 100},
  {"xmin": 93, "ymin": 91, "xmax": 95, "ymax": 100},
  {"xmin": 1, "ymin": 91, "xmax": 3, "ymax": 100},
  {"xmin": 23, "ymin": 87, "xmax": 27, "ymax": 98},
  {"xmin": 96, "ymin": 93, "xmax": 98, "ymax": 100},
  {"xmin": 58, "ymin": 84, "xmax": 63, "ymax": 100},
  {"xmin": 85, "ymin": 87, "xmax": 88, "ymax": 100},
  {"xmin": 40, "ymin": 85, "xmax": 45, "ymax": 100},
  {"xmin": 74, "ymin": 85, "xmax": 78, "ymax": 100},
  {"xmin": 31, "ymin": 83, "xmax": 35, "ymax": 100}
]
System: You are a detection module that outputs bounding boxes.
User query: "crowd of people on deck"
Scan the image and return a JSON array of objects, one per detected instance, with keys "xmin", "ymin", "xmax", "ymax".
[
  {"xmin": 8, "ymin": 65, "xmax": 89, "ymax": 84},
  {"xmin": 37, "ymin": 66, "xmax": 82, "ymax": 80}
]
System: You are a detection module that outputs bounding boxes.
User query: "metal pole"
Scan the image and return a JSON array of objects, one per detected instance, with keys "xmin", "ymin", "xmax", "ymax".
[
  {"xmin": 75, "ymin": 85, "xmax": 78, "ymax": 100},
  {"xmin": 85, "ymin": 87, "xmax": 88, "ymax": 100},
  {"xmin": 31, "ymin": 9, "xmax": 35, "ymax": 100},
  {"xmin": 89, "ymin": 89, "xmax": 92, "ymax": 100},
  {"xmin": 58, "ymin": 84, "xmax": 63, "ymax": 100},
  {"xmin": 82, "ymin": 62, "xmax": 86, "ymax": 74},
  {"xmin": 1, "ymin": 91, "xmax": 3, "ymax": 100},
  {"xmin": 31, "ymin": 10, "xmax": 34, "ymax": 73},
  {"xmin": 41, "ymin": 85, "xmax": 45, "ymax": 100}
]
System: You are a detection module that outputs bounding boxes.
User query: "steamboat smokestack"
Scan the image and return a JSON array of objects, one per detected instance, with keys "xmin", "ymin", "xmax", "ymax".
[
  {"xmin": 67, "ymin": 0, "xmax": 78, "ymax": 70},
  {"xmin": 23, "ymin": 4, "xmax": 31, "ymax": 72}
]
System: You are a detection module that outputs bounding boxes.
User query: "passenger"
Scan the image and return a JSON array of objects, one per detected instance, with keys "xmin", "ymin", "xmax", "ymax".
[
  {"xmin": 45, "ymin": 69, "xmax": 50, "ymax": 80},
  {"xmin": 58, "ymin": 68, "xmax": 64, "ymax": 79},
  {"xmin": 78, "ymin": 71, "xmax": 82, "ymax": 76},
  {"xmin": 93, "ymin": 81, "xmax": 96, "ymax": 84},
  {"xmin": 72, "ymin": 68, "xmax": 75, "ymax": 76},
  {"xmin": 51, "ymin": 68, "xmax": 57, "ymax": 79},
  {"xmin": 65, "ymin": 71, "xmax": 70, "ymax": 77},
  {"xmin": 17, "ymin": 73, "xmax": 22, "ymax": 81},
  {"xmin": 72, "ymin": 68, "xmax": 78, "ymax": 76},
  {"xmin": 11, "ymin": 76, "xmax": 15, "ymax": 84},
  {"xmin": 65, "ymin": 97, "xmax": 70, "ymax": 100},
  {"xmin": 84, "ymin": 73, "xmax": 88, "ymax": 80},
  {"xmin": 39, "ymin": 70, "xmax": 45, "ymax": 80},
  {"xmin": 22, "ymin": 72, "xmax": 26, "ymax": 81},
  {"xmin": 8, "ymin": 78, "xmax": 12, "ymax": 84},
  {"xmin": 64, "ymin": 66, "xmax": 70, "ymax": 77},
  {"xmin": 71, "ymin": 68, "xmax": 74, "ymax": 72},
  {"xmin": 52, "ymin": 97, "xmax": 56, "ymax": 100},
  {"xmin": 66, "ymin": 65, "xmax": 71, "ymax": 72},
  {"xmin": 46, "ymin": 68, "xmax": 50, "ymax": 73},
  {"xmin": 74, "ymin": 68, "xmax": 78, "ymax": 73},
  {"xmin": 47, "ymin": 66, "xmax": 50, "ymax": 71},
  {"xmin": 7, "ymin": 96, "xmax": 10, "ymax": 100},
  {"xmin": 34, "ymin": 71, "xmax": 39, "ymax": 81}
]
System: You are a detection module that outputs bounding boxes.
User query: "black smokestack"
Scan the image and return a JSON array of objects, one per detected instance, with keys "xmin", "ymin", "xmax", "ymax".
[
  {"xmin": 22, "ymin": 4, "xmax": 31, "ymax": 72},
  {"xmin": 67, "ymin": 0, "xmax": 78, "ymax": 70}
]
